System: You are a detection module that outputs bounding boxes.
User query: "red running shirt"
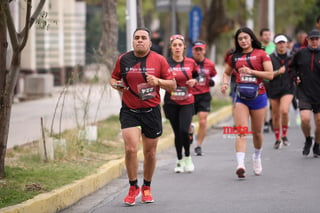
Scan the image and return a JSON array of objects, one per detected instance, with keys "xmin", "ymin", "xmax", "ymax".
[
  {"xmin": 164, "ymin": 57, "xmax": 198, "ymax": 105},
  {"xmin": 112, "ymin": 51, "xmax": 174, "ymax": 109},
  {"xmin": 191, "ymin": 58, "xmax": 217, "ymax": 95},
  {"xmin": 227, "ymin": 49, "xmax": 271, "ymax": 94}
]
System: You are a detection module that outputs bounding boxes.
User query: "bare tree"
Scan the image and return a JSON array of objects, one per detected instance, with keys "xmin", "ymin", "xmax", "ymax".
[
  {"xmin": 200, "ymin": 0, "xmax": 234, "ymax": 48},
  {"xmin": 0, "ymin": 0, "xmax": 46, "ymax": 178},
  {"xmin": 258, "ymin": 0, "xmax": 268, "ymax": 30},
  {"xmin": 98, "ymin": 0, "xmax": 118, "ymax": 73}
]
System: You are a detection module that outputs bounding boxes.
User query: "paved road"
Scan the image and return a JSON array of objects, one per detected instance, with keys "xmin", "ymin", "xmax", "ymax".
[
  {"xmin": 60, "ymin": 111, "xmax": 319, "ymax": 213},
  {"xmin": 8, "ymin": 84, "xmax": 121, "ymax": 149}
]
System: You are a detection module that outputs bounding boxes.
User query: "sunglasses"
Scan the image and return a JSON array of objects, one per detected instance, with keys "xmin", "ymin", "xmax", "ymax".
[{"xmin": 170, "ymin": 34, "xmax": 185, "ymax": 42}]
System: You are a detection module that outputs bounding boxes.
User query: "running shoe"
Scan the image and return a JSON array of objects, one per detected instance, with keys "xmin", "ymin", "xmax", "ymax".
[
  {"xmin": 123, "ymin": 185, "xmax": 140, "ymax": 206},
  {"xmin": 184, "ymin": 156, "xmax": 195, "ymax": 172},
  {"xmin": 174, "ymin": 159, "xmax": 185, "ymax": 173},
  {"xmin": 313, "ymin": 143, "xmax": 320, "ymax": 158},
  {"xmin": 274, "ymin": 140, "xmax": 281, "ymax": 149},
  {"xmin": 295, "ymin": 115, "xmax": 301, "ymax": 126},
  {"xmin": 141, "ymin": 185, "xmax": 154, "ymax": 203},
  {"xmin": 236, "ymin": 165, "xmax": 246, "ymax": 179},
  {"xmin": 252, "ymin": 155, "xmax": 262, "ymax": 176},
  {"xmin": 194, "ymin": 146, "xmax": 203, "ymax": 156},
  {"xmin": 282, "ymin": 136, "xmax": 289, "ymax": 146},
  {"xmin": 188, "ymin": 123, "xmax": 195, "ymax": 144},
  {"xmin": 263, "ymin": 122, "xmax": 269, "ymax": 133},
  {"xmin": 302, "ymin": 137, "xmax": 313, "ymax": 156}
]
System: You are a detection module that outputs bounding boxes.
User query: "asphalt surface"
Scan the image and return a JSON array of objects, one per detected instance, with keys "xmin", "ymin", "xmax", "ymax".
[{"xmin": 60, "ymin": 109, "xmax": 320, "ymax": 213}]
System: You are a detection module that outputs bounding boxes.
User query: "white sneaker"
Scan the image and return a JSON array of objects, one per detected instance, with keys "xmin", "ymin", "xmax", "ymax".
[
  {"xmin": 236, "ymin": 165, "xmax": 246, "ymax": 178},
  {"xmin": 174, "ymin": 159, "xmax": 185, "ymax": 173},
  {"xmin": 184, "ymin": 156, "xmax": 195, "ymax": 172},
  {"xmin": 295, "ymin": 114, "xmax": 301, "ymax": 126},
  {"xmin": 252, "ymin": 155, "xmax": 262, "ymax": 176}
]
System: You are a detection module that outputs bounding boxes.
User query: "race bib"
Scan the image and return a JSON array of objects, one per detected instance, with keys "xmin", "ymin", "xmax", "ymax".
[
  {"xmin": 240, "ymin": 73, "xmax": 258, "ymax": 83},
  {"xmin": 137, "ymin": 83, "xmax": 156, "ymax": 100},
  {"xmin": 170, "ymin": 86, "xmax": 189, "ymax": 100},
  {"xmin": 197, "ymin": 73, "xmax": 207, "ymax": 86}
]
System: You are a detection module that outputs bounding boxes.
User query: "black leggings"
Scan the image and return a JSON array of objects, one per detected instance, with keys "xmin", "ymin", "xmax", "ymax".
[{"xmin": 163, "ymin": 103, "xmax": 194, "ymax": 160}]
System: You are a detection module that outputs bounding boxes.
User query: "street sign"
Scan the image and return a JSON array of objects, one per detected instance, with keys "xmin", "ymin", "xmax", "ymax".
[
  {"xmin": 155, "ymin": 0, "xmax": 192, "ymax": 12},
  {"xmin": 189, "ymin": 6, "xmax": 202, "ymax": 43},
  {"xmin": 187, "ymin": 6, "xmax": 203, "ymax": 57}
]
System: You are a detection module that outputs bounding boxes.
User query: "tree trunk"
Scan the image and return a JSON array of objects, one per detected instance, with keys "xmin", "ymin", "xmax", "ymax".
[
  {"xmin": 0, "ymin": 0, "xmax": 46, "ymax": 178},
  {"xmin": 200, "ymin": 0, "xmax": 234, "ymax": 53},
  {"xmin": 258, "ymin": 0, "xmax": 268, "ymax": 30},
  {"xmin": 136, "ymin": 0, "xmax": 144, "ymax": 27},
  {"xmin": 0, "ymin": 1, "xmax": 9, "ymax": 178},
  {"xmin": 98, "ymin": 0, "xmax": 119, "ymax": 74}
]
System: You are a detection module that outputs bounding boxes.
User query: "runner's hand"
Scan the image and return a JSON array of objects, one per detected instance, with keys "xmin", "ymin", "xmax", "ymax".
[{"xmin": 146, "ymin": 73, "xmax": 159, "ymax": 86}]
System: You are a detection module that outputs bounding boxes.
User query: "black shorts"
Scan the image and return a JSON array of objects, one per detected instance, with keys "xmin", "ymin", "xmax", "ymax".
[
  {"xmin": 194, "ymin": 92, "xmax": 212, "ymax": 114},
  {"xmin": 120, "ymin": 105, "xmax": 162, "ymax": 139},
  {"xmin": 299, "ymin": 100, "xmax": 320, "ymax": 113},
  {"xmin": 297, "ymin": 89, "xmax": 320, "ymax": 113},
  {"xmin": 268, "ymin": 87, "xmax": 294, "ymax": 99}
]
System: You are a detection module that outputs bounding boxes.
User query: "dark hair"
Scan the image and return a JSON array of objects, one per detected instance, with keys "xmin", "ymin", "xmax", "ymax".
[
  {"xmin": 133, "ymin": 27, "xmax": 151, "ymax": 39},
  {"xmin": 286, "ymin": 35, "xmax": 292, "ymax": 42},
  {"xmin": 317, "ymin": 15, "xmax": 320, "ymax": 23},
  {"xmin": 234, "ymin": 27, "xmax": 262, "ymax": 53},
  {"xmin": 259, "ymin": 28, "xmax": 270, "ymax": 36}
]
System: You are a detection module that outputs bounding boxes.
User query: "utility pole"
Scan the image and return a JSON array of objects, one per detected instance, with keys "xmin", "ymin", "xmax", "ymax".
[
  {"xmin": 126, "ymin": 0, "xmax": 137, "ymax": 51},
  {"xmin": 268, "ymin": 0, "xmax": 275, "ymax": 33},
  {"xmin": 171, "ymin": 0, "xmax": 177, "ymax": 35},
  {"xmin": 246, "ymin": 0, "xmax": 254, "ymax": 29}
]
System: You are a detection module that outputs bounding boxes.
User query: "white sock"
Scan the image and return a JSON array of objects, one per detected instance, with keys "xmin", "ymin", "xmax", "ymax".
[
  {"xmin": 253, "ymin": 148, "xmax": 262, "ymax": 159},
  {"xmin": 236, "ymin": 152, "xmax": 245, "ymax": 166}
]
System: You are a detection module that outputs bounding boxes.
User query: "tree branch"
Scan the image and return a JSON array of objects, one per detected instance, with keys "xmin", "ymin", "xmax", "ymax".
[
  {"xmin": 19, "ymin": 0, "xmax": 32, "ymax": 51},
  {"xmin": 18, "ymin": 0, "xmax": 46, "ymax": 43},
  {"xmin": 3, "ymin": 0, "xmax": 18, "ymax": 50}
]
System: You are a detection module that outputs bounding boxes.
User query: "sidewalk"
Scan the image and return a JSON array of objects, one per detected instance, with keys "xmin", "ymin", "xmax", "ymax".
[
  {"xmin": 2, "ymin": 101, "xmax": 232, "ymax": 213},
  {"xmin": 8, "ymin": 84, "xmax": 122, "ymax": 149}
]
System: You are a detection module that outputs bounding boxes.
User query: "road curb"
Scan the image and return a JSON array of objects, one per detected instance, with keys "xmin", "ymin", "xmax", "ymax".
[{"xmin": 1, "ymin": 105, "xmax": 232, "ymax": 213}]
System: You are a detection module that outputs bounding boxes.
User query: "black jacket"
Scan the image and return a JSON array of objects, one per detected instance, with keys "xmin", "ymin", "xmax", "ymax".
[{"xmin": 288, "ymin": 46, "xmax": 320, "ymax": 104}]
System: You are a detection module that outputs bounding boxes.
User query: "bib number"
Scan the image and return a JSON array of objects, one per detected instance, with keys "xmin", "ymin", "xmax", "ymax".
[
  {"xmin": 171, "ymin": 87, "xmax": 189, "ymax": 100},
  {"xmin": 240, "ymin": 73, "xmax": 257, "ymax": 83},
  {"xmin": 137, "ymin": 83, "xmax": 156, "ymax": 100},
  {"xmin": 197, "ymin": 73, "xmax": 207, "ymax": 86}
]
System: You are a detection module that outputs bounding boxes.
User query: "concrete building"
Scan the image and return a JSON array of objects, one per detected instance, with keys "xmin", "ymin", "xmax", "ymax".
[{"xmin": 13, "ymin": 0, "xmax": 86, "ymax": 97}]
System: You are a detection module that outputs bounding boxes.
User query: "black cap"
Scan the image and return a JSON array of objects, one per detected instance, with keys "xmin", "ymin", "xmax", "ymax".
[
  {"xmin": 192, "ymin": 40, "xmax": 206, "ymax": 49},
  {"xmin": 308, "ymin": 29, "xmax": 320, "ymax": 39},
  {"xmin": 286, "ymin": 35, "xmax": 292, "ymax": 42}
]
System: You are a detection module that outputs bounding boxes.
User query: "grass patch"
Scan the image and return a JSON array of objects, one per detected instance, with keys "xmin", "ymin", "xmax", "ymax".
[
  {"xmin": 1, "ymin": 117, "xmax": 123, "ymax": 209},
  {"xmin": 0, "ymin": 159, "xmax": 103, "ymax": 208},
  {"xmin": 1, "ymin": 98, "xmax": 230, "ymax": 209},
  {"xmin": 211, "ymin": 96, "xmax": 231, "ymax": 111}
]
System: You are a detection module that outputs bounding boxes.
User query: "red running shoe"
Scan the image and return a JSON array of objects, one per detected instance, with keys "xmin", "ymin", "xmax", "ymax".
[
  {"xmin": 141, "ymin": 185, "xmax": 154, "ymax": 203},
  {"xmin": 123, "ymin": 186, "xmax": 140, "ymax": 206},
  {"xmin": 236, "ymin": 165, "xmax": 246, "ymax": 179}
]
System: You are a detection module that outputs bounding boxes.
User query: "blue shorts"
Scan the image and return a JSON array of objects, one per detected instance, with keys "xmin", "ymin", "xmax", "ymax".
[{"xmin": 234, "ymin": 93, "xmax": 268, "ymax": 110}]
